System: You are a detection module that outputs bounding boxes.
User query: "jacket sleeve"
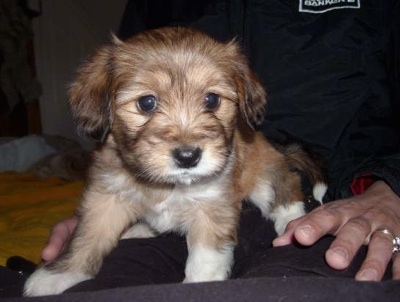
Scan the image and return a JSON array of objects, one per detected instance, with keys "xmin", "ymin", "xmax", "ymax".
[
  {"xmin": 329, "ymin": 2, "xmax": 400, "ymax": 200},
  {"xmin": 332, "ymin": 154, "xmax": 400, "ymax": 199}
]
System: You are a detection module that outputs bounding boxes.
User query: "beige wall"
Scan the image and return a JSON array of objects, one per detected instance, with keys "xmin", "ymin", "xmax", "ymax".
[{"xmin": 32, "ymin": 0, "xmax": 127, "ymax": 148}]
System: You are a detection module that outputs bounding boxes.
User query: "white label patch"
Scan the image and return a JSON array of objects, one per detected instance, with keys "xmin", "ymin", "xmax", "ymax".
[{"xmin": 299, "ymin": 0, "xmax": 360, "ymax": 14}]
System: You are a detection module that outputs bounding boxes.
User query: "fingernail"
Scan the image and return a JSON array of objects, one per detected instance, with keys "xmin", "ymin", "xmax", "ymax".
[
  {"xmin": 272, "ymin": 237, "xmax": 288, "ymax": 247},
  {"xmin": 298, "ymin": 225, "xmax": 313, "ymax": 238},
  {"xmin": 357, "ymin": 269, "xmax": 377, "ymax": 281},
  {"xmin": 330, "ymin": 247, "xmax": 348, "ymax": 261}
]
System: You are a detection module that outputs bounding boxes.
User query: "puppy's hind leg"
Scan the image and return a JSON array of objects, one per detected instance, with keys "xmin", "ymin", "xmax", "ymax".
[
  {"xmin": 269, "ymin": 170, "xmax": 306, "ymax": 236},
  {"xmin": 249, "ymin": 169, "xmax": 305, "ymax": 236},
  {"xmin": 24, "ymin": 191, "xmax": 139, "ymax": 296},
  {"xmin": 270, "ymin": 201, "xmax": 305, "ymax": 236}
]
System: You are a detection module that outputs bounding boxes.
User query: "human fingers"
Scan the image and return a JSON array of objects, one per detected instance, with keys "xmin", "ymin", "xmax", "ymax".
[
  {"xmin": 325, "ymin": 217, "xmax": 370, "ymax": 270},
  {"xmin": 392, "ymin": 253, "xmax": 400, "ymax": 280},
  {"xmin": 290, "ymin": 204, "xmax": 347, "ymax": 246},
  {"xmin": 355, "ymin": 229, "xmax": 395, "ymax": 281},
  {"xmin": 273, "ymin": 202, "xmax": 348, "ymax": 247},
  {"xmin": 272, "ymin": 216, "xmax": 305, "ymax": 246},
  {"xmin": 41, "ymin": 233, "xmax": 66, "ymax": 263},
  {"xmin": 41, "ymin": 215, "xmax": 79, "ymax": 263}
]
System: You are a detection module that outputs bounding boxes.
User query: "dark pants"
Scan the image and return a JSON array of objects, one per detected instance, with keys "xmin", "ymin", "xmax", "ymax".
[{"xmin": 0, "ymin": 203, "xmax": 392, "ymax": 298}]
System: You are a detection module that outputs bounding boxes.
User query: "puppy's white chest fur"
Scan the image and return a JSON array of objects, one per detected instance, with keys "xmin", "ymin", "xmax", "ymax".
[
  {"xmin": 145, "ymin": 192, "xmax": 180, "ymax": 233},
  {"xmin": 144, "ymin": 177, "xmax": 228, "ymax": 234}
]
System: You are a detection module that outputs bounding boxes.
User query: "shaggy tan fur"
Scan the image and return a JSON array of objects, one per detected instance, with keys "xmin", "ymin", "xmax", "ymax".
[{"xmin": 24, "ymin": 27, "xmax": 326, "ymax": 296}]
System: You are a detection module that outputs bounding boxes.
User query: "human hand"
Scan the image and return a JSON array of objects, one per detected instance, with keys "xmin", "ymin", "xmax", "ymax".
[
  {"xmin": 273, "ymin": 180, "xmax": 400, "ymax": 281},
  {"xmin": 41, "ymin": 215, "xmax": 79, "ymax": 263}
]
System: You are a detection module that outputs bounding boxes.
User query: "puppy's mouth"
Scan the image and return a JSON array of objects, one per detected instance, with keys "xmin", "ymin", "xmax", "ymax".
[
  {"xmin": 167, "ymin": 167, "xmax": 219, "ymax": 186},
  {"xmin": 170, "ymin": 170, "xmax": 200, "ymax": 185},
  {"xmin": 168, "ymin": 146, "xmax": 204, "ymax": 185},
  {"xmin": 131, "ymin": 145, "xmax": 231, "ymax": 186},
  {"xmin": 164, "ymin": 145, "xmax": 226, "ymax": 185}
]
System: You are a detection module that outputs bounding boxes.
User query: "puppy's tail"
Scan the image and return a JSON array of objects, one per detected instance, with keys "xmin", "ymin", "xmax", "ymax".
[{"xmin": 283, "ymin": 144, "xmax": 328, "ymax": 204}]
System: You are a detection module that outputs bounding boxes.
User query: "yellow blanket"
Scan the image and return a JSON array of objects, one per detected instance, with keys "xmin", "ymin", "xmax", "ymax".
[{"xmin": 0, "ymin": 172, "xmax": 83, "ymax": 266}]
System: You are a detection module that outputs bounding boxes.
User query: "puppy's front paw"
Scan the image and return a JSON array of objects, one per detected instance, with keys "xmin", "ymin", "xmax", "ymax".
[
  {"xmin": 23, "ymin": 267, "xmax": 92, "ymax": 296},
  {"xmin": 184, "ymin": 245, "xmax": 233, "ymax": 283}
]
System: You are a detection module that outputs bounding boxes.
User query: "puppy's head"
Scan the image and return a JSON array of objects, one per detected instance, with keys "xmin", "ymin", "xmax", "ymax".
[{"xmin": 69, "ymin": 27, "xmax": 266, "ymax": 184}]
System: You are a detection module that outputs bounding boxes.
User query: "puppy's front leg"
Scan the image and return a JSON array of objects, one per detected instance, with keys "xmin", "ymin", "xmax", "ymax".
[
  {"xmin": 184, "ymin": 242, "xmax": 234, "ymax": 283},
  {"xmin": 183, "ymin": 206, "xmax": 238, "ymax": 283},
  {"xmin": 24, "ymin": 190, "xmax": 138, "ymax": 296}
]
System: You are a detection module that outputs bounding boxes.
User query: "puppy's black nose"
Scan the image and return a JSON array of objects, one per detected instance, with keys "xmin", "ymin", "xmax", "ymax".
[{"xmin": 173, "ymin": 146, "xmax": 202, "ymax": 168}]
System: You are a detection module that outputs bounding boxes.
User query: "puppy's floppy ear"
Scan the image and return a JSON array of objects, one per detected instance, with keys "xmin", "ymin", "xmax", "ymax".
[
  {"xmin": 230, "ymin": 43, "xmax": 267, "ymax": 130},
  {"xmin": 69, "ymin": 36, "xmax": 121, "ymax": 141}
]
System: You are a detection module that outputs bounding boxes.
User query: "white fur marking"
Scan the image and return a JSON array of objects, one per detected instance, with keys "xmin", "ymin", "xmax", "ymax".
[
  {"xmin": 167, "ymin": 149, "xmax": 234, "ymax": 185},
  {"xmin": 270, "ymin": 201, "xmax": 305, "ymax": 236},
  {"xmin": 313, "ymin": 182, "xmax": 328, "ymax": 204},
  {"xmin": 23, "ymin": 268, "xmax": 92, "ymax": 296},
  {"xmin": 121, "ymin": 222, "xmax": 157, "ymax": 239},
  {"xmin": 145, "ymin": 176, "xmax": 228, "ymax": 233},
  {"xmin": 248, "ymin": 181, "xmax": 275, "ymax": 218},
  {"xmin": 184, "ymin": 244, "xmax": 233, "ymax": 282}
]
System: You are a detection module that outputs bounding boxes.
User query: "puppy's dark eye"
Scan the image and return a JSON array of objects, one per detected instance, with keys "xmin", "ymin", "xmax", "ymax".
[
  {"xmin": 204, "ymin": 93, "xmax": 220, "ymax": 111},
  {"xmin": 137, "ymin": 95, "xmax": 157, "ymax": 113}
]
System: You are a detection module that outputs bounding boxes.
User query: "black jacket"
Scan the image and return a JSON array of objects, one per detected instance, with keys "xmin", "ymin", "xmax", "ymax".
[{"xmin": 118, "ymin": 0, "xmax": 400, "ymax": 200}]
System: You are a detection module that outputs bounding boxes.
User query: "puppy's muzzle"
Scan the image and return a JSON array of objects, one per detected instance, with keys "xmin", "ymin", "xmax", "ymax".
[{"xmin": 172, "ymin": 146, "xmax": 202, "ymax": 169}]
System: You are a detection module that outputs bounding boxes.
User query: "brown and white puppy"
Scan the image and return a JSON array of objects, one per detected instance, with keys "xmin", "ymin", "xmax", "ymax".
[{"xmin": 24, "ymin": 27, "xmax": 327, "ymax": 296}]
